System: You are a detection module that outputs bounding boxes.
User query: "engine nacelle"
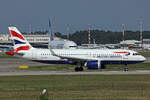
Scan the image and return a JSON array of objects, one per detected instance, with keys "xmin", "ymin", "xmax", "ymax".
[
  {"xmin": 85, "ymin": 60, "xmax": 106, "ymax": 69},
  {"xmin": 85, "ymin": 60, "xmax": 100, "ymax": 69}
]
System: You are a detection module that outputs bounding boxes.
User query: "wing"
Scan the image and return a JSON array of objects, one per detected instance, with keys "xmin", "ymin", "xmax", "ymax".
[
  {"xmin": 49, "ymin": 47, "xmax": 99, "ymax": 62},
  {"xmin": 58, "ymin": 55, "xmax": 99, "ymax": 61}
]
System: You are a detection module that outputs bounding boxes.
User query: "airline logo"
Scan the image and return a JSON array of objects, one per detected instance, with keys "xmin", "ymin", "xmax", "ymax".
[
  {"xmin": 10, "ymin": 30, "xmax": 25, "ymax": 40},
  {"xmin": 114, "ymin": 51, "xmax": 130, "ymax": 54}
]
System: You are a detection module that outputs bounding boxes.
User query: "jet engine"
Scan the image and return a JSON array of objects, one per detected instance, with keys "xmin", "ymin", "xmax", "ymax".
[{"xmin": 85, "ymin": 60, "xmax": 106, "ymax": 69}]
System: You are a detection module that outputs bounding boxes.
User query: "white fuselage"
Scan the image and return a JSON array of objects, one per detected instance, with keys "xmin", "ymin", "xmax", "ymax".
[{"xmin": 21, "ymin": 48, "xmax": 145, "ymax": 65}]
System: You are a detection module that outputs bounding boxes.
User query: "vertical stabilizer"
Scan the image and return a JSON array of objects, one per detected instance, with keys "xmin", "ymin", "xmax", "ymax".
[
  {"xmin": 8, "ymin": 27, "xmax": 32, "ymax": 53},
  {"xmin": 48, "ymin": 19, "xmax": 54, "ymax": 41}
]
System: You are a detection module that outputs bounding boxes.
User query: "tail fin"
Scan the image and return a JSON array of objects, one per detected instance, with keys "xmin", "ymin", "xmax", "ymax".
[
  {"xmin": 48, "ymin": 19, "xmax": 54, "ymax": 41},
  {"xmin": 8, "ymin": 27, "xmax": 33, "ymax": 53}
]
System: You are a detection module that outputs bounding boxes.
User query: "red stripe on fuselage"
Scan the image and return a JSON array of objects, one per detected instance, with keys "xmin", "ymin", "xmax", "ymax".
[
  {"xmin": 10, "ymin": 30, "xmax": 25, "ymax": 40},
  {"xmin": 114, "ymin": 51, "xmax": 130, "ymax": 54}
]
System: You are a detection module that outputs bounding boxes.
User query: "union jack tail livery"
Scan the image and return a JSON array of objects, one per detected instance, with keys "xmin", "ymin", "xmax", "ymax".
[{"xmin": 8, "ymin": 27, "xmax": 32, "ymax": 53}]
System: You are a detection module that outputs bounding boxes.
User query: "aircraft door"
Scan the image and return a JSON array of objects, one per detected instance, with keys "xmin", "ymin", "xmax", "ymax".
[{"xmin": 32, "ymin": 51, "xmax": 37, "ymax": 60}]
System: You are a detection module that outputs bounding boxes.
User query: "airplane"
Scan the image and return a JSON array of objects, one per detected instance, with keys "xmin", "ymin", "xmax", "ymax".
[{"xmin": 6, "ymin": 26, "xmax": 146, "ymax": 72}]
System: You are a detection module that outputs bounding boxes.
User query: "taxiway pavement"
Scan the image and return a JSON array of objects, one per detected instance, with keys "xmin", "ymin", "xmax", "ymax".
[{"xmin": 0, "ymin": 58, "xmax": 150, "ymax": 76}]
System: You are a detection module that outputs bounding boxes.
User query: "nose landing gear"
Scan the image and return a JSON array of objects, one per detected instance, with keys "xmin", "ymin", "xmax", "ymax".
[{"xmin": 124, "ymin": 64, "xmax": 128, "ymax": 72}]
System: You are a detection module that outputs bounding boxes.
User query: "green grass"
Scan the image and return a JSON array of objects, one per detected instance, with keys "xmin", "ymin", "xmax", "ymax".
[
  {"xmin": 139, "ymin": 51, "xmax": 150, "ymax": 57},
  {"xmin": 106, "ymin": 62, "xmax": 150, "ymax": 71},
  {"xmin": 27, "ymin": 62, "xmax": 150, "ymax": 71},
  {"xmin": 0, "ymin": 75, "xmax": 150, "ymax": 100}
]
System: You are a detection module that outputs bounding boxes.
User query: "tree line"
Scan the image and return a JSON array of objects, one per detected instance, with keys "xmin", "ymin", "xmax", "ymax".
[
  {"xmin": 55, "ymin": 30, "xmax": 150, "ymax": 45},
  {"xmin": 22, "ymin": 30, "xmax": 150, "ymax": 45}
]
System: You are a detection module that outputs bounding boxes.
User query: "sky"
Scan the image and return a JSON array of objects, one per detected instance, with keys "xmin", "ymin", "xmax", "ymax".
[{"xmin": 0, "ymin": 0, "xmax": 150, "ymax": 33}]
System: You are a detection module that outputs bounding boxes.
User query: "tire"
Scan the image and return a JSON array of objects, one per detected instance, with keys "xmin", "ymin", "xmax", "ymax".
[
  {"xmin": 75, "ymin": 67, "xmax": 79, "ymax": 72},
  {"xmin": 79, "ymin": 67, "xmax": 83, "ymax": 71},
  {"xmin": 101, "ymin": 64, "xmax": 106, "ymax": 69}
]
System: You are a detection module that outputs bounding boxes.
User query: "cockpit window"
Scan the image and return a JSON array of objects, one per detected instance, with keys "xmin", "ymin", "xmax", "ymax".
[{"xmin": 133, "ymin": 53, "xmax": 140, "ymax": 55}]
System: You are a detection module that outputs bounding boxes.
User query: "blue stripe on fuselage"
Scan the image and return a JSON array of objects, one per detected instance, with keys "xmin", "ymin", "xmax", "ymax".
[
  {"xmin": 32, "ymin": 60, "xmax": 74, "ymax": 64},
  {"xmin": 101, "ymin": 60, "xmax": 145, "ymax": 64},
  {"xmin": 32, "ymin": 60, "xmax": 144, "ymax": 65}
]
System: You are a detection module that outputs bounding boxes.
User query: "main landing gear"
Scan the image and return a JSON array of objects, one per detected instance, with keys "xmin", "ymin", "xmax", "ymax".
[
  {"xmin": 124, "ymin": 64, "xmax": 128, "ymax": 72},
  {"xmin": 75, "ymin": 63, "xmax": 84, "ymax": 72}
]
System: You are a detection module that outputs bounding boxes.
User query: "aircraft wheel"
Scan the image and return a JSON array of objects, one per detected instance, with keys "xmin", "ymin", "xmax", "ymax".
[
  {"xmin": 75, "ymin": 67, "xmax": 79, "ymax": 72},
  {"xmin": 124, "ymin": 64, "xmax": 128, "ymax": 72},
  {"xmin": 101, "ymin": 64, "xmax": 106, "ymax": 69},
  {"xmin": 79, "ymin": 67, "xmax": 83, "ymax": 71}
]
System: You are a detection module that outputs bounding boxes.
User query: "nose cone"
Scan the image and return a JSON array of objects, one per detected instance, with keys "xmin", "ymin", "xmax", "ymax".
[{"xmin": 141, "ymin": 56, "xmax": 146, "ymax": 62}]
